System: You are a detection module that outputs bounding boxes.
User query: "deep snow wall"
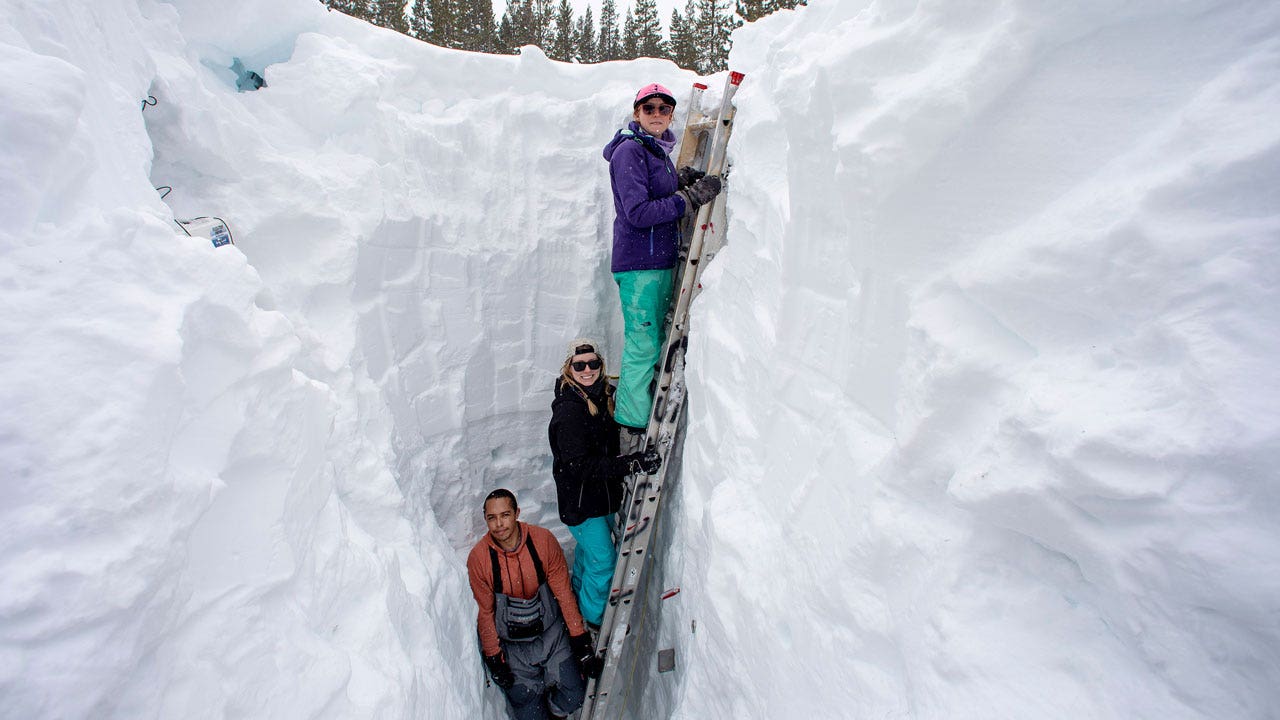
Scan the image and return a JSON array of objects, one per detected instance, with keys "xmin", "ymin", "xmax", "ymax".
[
  {"xmin": 668, "ymin": 1, "xmax": 1280, "ymax": 719},
  {"xmin": 2, "ymin": 0, "xmax": 694, "ymax": 718},
  {"xmin": 140, "ymin": 4, "xmax": 694, "ymax": 550},
  {"xmin": 2, "ymin": 1, "xmax": 477, "ymax": 717}
]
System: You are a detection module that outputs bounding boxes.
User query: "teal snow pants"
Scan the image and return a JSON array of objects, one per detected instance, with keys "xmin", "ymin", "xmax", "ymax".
[
  {"xmin": 613, "ymin": 268, "xmax": 674, "ymax": 430},
  {"xmin": 567, "ymin": 515, "xmax": 616, "ymax": 626}
]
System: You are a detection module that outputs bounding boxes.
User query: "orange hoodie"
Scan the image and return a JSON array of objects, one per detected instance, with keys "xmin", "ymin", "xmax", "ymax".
[{"xmin": 466, "ymin": 522, "xmax": 586, "ymax": 657}]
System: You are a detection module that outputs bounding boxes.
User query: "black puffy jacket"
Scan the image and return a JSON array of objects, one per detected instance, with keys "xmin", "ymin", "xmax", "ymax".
[{"xmin": 548, "ymin": 377, "xmax": 629, "ymax": 527}]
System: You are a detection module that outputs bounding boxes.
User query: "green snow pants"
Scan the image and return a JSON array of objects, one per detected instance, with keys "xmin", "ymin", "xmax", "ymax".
[
  {"xmin": 613, "ymin": 268, "xmax": 674, "ymax": 430},
  {"xmin": 567, "ymin": 515, "xmax": 616, "ymax": 626}
]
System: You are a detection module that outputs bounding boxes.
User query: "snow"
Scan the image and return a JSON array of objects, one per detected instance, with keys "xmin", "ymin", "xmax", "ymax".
[
  {"xmin": 1, "ymin": 0, "xmax": 1278, "ymax": 719},
  {"xmin": 670, "ymin": 2, "xmax": 1280, "ymax": 718}
]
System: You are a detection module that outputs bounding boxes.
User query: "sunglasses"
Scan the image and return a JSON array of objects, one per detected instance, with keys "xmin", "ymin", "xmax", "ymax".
[
  {"xmin": 640, "ymin": 103, "xmax": 674, "ymax": 117},
  {"xmin": 571, "ymin": 358, "xmax": 603, "ymax": 371}
]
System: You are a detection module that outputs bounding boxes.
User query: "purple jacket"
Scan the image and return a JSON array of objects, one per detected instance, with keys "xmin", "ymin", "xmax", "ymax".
[{"xmin": 602, "ymin": 121, "xmax": 688, "ymax": 273}]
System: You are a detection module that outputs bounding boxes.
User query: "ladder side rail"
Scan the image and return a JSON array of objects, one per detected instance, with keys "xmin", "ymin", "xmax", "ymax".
[
  {"xmin": 585, "ymin": 362, "xmax": 689, "ymax": 719},
  {"xmin": 583, "ymin": 79, "xmax": 712, "ymax": 718},
  {"xmin": 673, "ymin": 81, "xmax": 710, "ymax": 171},
  {"xmin": 603, "ymin": 401, "xmax": 690, "ymax": 720},
  {"xmin": 644, "ymin": 72, "xmax": 744, "ymax": 450},
  {"xmin": 599, "ymin": 76, "xmax": 715, "ymax": 627},
  {"xmin": 602, "ymin": 77, "xmax": 711, "ymax": 580},
  {"xmin": 604, "ymin": 75, "xmax": 739, "ymax": 638},
  {"xmin": 582, "ymin": 72, "xmax": 744, "ymax": 720}
]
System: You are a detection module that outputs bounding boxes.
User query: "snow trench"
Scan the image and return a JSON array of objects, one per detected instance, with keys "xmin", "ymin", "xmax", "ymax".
[
  {"xmin": 131, "ymin": 2, "xmax": 695, "ymax": 718},
  {"xmin": 3, "ymin": 0, "xmax": 1280, "ymax": 719}
]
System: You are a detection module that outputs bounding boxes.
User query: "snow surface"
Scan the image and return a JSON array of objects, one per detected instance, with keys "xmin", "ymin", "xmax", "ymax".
[{"xmin": 2, "ymin": 0, "xmax": 1278, "ymax": 719}]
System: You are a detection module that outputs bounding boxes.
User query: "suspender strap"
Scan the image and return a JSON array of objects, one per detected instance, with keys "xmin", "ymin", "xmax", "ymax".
[
  {"xmin": 489, "ymin": 546, "xmax": 503, "ymax": 596},
  {"xmin": 487, "ymin": 529, "xmax": 547, "ymax": 594},
  {"xmin": 524, "ymin": 532, "xmax": 547, "ymax": 587}
]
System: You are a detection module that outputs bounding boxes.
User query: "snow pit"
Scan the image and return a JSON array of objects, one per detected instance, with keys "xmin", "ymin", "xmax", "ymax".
[{"xmin": 2, "ymin": 0, "xmax": 1279, "ymax": 718}]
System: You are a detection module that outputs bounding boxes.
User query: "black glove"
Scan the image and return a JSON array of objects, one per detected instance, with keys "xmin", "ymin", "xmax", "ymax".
[
  {"xmin": 621, "ymin": 449, "xmax": 661, "ymax": 475},
  {"xmin": 677, "ymin": 165, "xmax": 706, "ymax": 189},
  {"xmin": 484, "ymin": 653, "xmax": 515, "ymax": 689},
  {"xmin": 676, "ymin": 175, "xmax": 722, "ymax": 213},
  {"xmin": 570, "ymin": 633, "xmax": 604, "ymax": 679}
]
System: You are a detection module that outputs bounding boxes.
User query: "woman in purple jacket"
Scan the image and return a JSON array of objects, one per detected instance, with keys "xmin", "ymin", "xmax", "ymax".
[{"xmin": 601, "ymin": 82, "xmax": 722, "ymax": 433}]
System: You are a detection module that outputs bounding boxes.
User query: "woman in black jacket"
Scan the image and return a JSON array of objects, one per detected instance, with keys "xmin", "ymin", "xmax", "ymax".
[{"xmin": 548, "ymin": 339, "xmax": 659, "ymax": 627}]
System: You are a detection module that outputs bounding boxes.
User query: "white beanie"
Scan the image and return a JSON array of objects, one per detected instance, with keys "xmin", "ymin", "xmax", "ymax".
[{"xmin": 566, "ymin": 337, "xmax": 604, "ymax": 363}]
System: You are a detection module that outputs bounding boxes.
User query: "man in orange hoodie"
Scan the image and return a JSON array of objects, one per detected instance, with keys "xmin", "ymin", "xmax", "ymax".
[{"xmin": 467, "ymin": 489, "xmax": 600, "ymax": 720}]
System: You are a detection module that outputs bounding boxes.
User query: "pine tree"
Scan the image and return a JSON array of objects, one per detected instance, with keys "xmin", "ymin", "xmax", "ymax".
[
  {"xmin": 737, "ymin": 0, "xmax": 807, "ymax": 23},
  {"xmin": 496, "ymin": 0, "xmax": 520, "ymax": 52},
  {"xmin": 576, "ymin": 6, "xmax": 598, "ymax": 63},
  {"xmin": 693, "ymin": 0, "xmax": 737, "ymax": 72},
  {"xmin": 501, "ymin": 0, "xmax": 536, "ymax": 49},
  {"xmin": 322, "ymin": 0, "xmax": 370, "ymax": 21},
  {"xmin": 427, "ymin": 0, "xmax": 455, "ymax": 46},
  {"xmin": 496, "ymin": 5, "xmax": 517, "ymax": 53},
  {"xmin": 598, "ymin": 0, "xmax": 621, "ymax": 61},
  {"xmin": 409, "ymin": 0, "xmax": 430, "ymax": 39},
  {"xmin": 549, "ymin": 0, "xmax": 575, "ymax": 61},
  {"xmin": 632, "ymin": 0, "xmax": 666, "ymax": 59},
  {"xmin": 502, "ymin": 0, "xmax": 551, "ymax": 50},
  {"xmin": 532, "ymin": 0, "xmax": 555, "ymax": 47},
  {"xmin": 735, "ymin": 0, "xmax": 766, "ymax": 21},
  {"xmin": 370, "ymin": 0, "xmax": 410, "ymax": 33},
  {"xmin": 621, "ymin": 7, "xmax": 638, "ymax": 59},
  {"xmin": 457, "ymin": 0, "xmax": 497, "ymax": 52},
  {"xmin": 668, "ymin": 2, "xmax": 698, "ymax": 70}
]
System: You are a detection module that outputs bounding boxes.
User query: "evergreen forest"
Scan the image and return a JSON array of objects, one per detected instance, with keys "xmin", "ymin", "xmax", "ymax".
[{"xmin": 322, "ymin": 0, "xmax": 807, "ymax": 73}]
